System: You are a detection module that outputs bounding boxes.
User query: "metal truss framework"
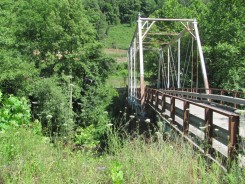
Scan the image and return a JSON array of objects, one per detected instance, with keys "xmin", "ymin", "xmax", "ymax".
[{"xmin": 128, "ymin": 17, "xmax": 209, "ymax": 115}]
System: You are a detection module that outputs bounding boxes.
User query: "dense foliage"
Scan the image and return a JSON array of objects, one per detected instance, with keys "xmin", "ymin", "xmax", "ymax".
[
  {"xmin": 0, "ymin": 0, "xmax": 116, "ymax": 144},
  {"xmin": 201, "ymin": 0, "xmax": 245, "ymax": 91},
  {"xmin": 0, "ymin": 91, "xmax": 30, "ymax": 132}
]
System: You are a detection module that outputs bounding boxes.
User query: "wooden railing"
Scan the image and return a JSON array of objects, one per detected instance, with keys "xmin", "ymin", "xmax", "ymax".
[
  {"xmin": 157, "ymin": 88, "xmax": 245, "ymax": 109},
  {"xmin": 143, "ymin": 87, "xmax": 243, "ymax": 169}
]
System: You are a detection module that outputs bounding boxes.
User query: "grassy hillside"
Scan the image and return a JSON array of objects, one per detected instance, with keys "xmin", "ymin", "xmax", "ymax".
[
  {"xmin": 102, "ymin": 24, "xmax": 135, "ymax": 88},
  {"xmin": 104, "ymin": 24, "xmax": 136, "ymax": 50}
]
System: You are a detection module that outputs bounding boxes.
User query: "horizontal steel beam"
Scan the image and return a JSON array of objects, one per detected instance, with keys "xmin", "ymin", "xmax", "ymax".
[
  {"xmin": 143, "ymin": 42, "xmax": 169, "ymax": 45},
  {"xmin": 146, "ymin": 32, "xmax": 179, "ymax": 36},
  {"xmin": 140, "ymin": 18, "xmax": 195, "ymax": 22}
]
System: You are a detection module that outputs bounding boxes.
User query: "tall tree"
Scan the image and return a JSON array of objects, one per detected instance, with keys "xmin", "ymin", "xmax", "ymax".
[
  {"xmin": 0, "ymin": 0, "xmax": 115, "ymax": 136},
  {"xmin": 201, "ymin": 0, "xmax": 245, "ymax": 91}
]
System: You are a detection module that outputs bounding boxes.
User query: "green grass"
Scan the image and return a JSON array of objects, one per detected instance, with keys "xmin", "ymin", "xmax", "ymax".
[
  {"xmin": 106, "ymin": 62, "xmax": 128, "ymax": 88},
  {"xmin": 0, "ymin": 121, "xmax": 244, "ymax": 184},
  {"xmin": 104, "ymin": 24, "xmax": 136, "ymax": 50},
  {"xmin": 106, "ymin": 75, "xmax": 128, "ymax": 88}
]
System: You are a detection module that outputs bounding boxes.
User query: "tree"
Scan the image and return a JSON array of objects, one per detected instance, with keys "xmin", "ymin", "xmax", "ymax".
[
  {"xmin": 83, "ymin": 0, "xmax": 108, "ymax": 40},
  {"xmin": 201, "ymin": 0, "xmax": 245, "ymax": 91},
  {"xmin": 0, "ymin": 0, "xmax": 116, "ymax": 138}
]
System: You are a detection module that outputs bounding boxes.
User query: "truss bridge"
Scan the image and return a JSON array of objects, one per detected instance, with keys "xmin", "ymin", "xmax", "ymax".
[{"xmin": 127, "ymin": 16, "xmax": 245, "ymax": 170}]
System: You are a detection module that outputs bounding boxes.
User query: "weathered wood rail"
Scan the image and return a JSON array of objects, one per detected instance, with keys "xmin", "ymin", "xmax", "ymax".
[
  {"xmin": 134, "ymin": 87, "xmax": 244, "ymax": 169},
  {"xmin": 161, "ymin": 88, "xmax": 245, "ymax": 109}
]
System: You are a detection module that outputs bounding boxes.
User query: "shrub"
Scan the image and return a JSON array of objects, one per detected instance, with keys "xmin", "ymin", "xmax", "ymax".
[{"xmin": 0, "ymin": 91, "xmax": 31, "ymax": 132}]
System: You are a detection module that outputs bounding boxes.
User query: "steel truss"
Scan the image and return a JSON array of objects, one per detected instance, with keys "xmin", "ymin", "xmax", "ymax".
[{"xmin": 128, "ymin": 16, "xmax": 210, "ymax": 115}]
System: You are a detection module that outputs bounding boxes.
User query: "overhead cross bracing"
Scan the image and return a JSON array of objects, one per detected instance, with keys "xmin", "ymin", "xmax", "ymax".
[{"xmin": 128, "ymin": 16, "xmax": 209, "ymax": 115}]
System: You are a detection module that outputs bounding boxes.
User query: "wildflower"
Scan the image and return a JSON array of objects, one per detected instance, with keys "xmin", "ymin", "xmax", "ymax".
[
  {"xmin": 129, "ymin": 115, "xmax": 135, "ymax": 119},
  {"xmin": 145, "ymin": 119, "xmax": 150, "ymax": 123}
]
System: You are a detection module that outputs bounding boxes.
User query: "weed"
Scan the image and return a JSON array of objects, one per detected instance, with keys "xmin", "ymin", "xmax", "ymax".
[{"xmin": 111, "ymin": 161, "xmax": 124, "ymax": 184}]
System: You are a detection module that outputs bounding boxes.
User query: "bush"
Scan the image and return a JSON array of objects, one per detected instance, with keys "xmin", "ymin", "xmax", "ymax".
[{"xmin": 0, "ymin": 91, "xmax": 31, "ymax": 132}]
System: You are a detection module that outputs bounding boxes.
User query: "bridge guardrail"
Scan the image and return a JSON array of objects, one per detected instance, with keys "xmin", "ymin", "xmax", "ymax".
[
  {"xmin": 144, "ymin": 87, "xmax": 242, "ymax": 169},
  {"xmin": 160, "ymin": 88, "xmax": 245, "ymax": 109}
]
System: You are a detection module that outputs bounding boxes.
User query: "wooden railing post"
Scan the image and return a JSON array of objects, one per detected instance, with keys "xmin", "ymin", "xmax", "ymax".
[
  {"xmin": 221, "ymin": 90, "xmax": 224, "ymax": 105},
  {"xmin": 228, "ymin": 116, "xmax": 239, "ymax": 166},
  {"xmin": 234, "ymin": 93, "xmax": 238, "ymax": 108},
  {"xmin": 205, "ymin": 107, "xmax": 213, "ymax": 155},
  {"xmin": 155, "ymin": 91, "xmax": 159, "ymax": 110},
  {"xmin": 145, "ymin": 88, "xmax": 148, "ymax": 102},
  {"xmin": 209, "ymin": 89, "xmax": 213, "ymax": 102},
  {"xmin": 170, "ymin": 96, "xmax": 175, "ymax": 125},
  {"xmin": 183, "ymin": 101, "xmax": 189, "ymax": 135},
  {"xmin": 161, "ymin": 93, "xmax": 165, "ymax": 113},
  {"xmin": 151, "ymin": 89, "xmax": 153, "ymax": 105}
]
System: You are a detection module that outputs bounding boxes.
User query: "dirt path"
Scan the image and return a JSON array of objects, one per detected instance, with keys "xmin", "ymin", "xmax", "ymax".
[{"xmin": 104, "ymin": 48, "xmax": 128, "ymax": 63}]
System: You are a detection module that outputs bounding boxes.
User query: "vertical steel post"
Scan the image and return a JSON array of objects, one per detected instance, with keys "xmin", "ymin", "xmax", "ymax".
[
  {"xmin": 138, "ymin": 17, "xmax": 145, "ymax": 112},
  {"xmin": 167, "ymin": 46, "xmax": 170, "ymax": 89},
  {"xmin": 157, "ymin": 49, "xmax": 161, "ymax": 88},
  {"xmin": 130, "ymin": 46, "xmax": 133, "ymax": 97},
  {"xmin": 127, "ymin": 49, "xmax": 131, "ymax": 99},
  {"xmin": 193, "ymin": 20, "xmax": 209, "ymax": 94},
  {"xmin": 178, "ymin": 38, "xmax": 181, "ymax": 88},
  {"xmin": 133, "ymin": 37, "xmax": 137, "ymax": 97}
]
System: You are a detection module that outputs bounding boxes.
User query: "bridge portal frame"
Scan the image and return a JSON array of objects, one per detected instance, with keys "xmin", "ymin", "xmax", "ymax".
[{"xmin": 128, "ymin": 16, "xmax": 210, "ymax": 115}]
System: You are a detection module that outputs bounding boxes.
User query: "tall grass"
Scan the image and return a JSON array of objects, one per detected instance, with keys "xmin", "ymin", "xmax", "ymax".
[{"xmin": 0, "ymin": 122, "xmax": 244, "ymax": 184}]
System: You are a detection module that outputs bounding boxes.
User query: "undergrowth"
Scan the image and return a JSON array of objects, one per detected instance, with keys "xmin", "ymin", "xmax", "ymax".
[{"xmin": 0, "ymin": 121, "xmax": 244, "ymax": 184}]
